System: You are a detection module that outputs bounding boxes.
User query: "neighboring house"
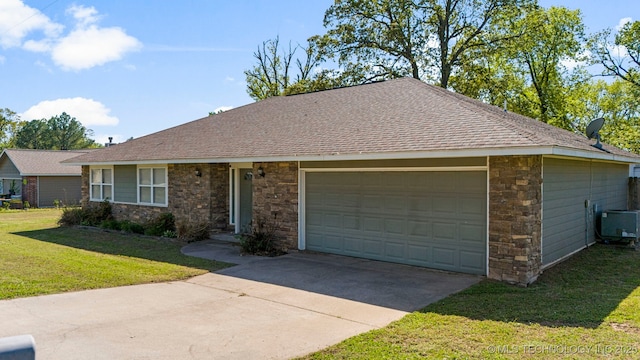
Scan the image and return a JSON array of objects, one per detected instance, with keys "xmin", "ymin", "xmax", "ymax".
[
  {"xmin": 0, "ymin": 149, "xmax": 89, "ymax": 207},
  {"xmin": 64, "ymin": 78, "xmax": 640, "ymax": 286}
]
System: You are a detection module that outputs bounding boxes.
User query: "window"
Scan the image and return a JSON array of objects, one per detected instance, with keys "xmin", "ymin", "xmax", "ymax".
[
  {"xmin": 90, "ymin": 167, "xmax": 113, "ymax": 201},
  {"xmin": 138, "ymin": 167, "xmax": 167, "ymax": 205}
]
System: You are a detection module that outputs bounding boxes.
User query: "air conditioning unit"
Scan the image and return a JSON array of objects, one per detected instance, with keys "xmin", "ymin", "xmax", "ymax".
[{"xmin": 600, "ymin": 210, "xmax": 640, "ymax": 242}]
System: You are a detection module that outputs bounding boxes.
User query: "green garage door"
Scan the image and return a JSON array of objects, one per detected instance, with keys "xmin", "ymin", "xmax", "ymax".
[{"xmin": 305, "ymin": 171, "xmax": 487, "ymax": 274}]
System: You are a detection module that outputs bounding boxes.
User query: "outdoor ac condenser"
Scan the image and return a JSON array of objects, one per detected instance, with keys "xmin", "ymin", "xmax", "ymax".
[{"xmin": 600, "ymin": 210, "xmax": 640, "ymax": 242}]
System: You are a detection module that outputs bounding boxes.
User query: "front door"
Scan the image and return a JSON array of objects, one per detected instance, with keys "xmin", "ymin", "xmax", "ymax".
[{"xmin": 238, "ymin": 168, "xmax": 253, "ymax": 232}]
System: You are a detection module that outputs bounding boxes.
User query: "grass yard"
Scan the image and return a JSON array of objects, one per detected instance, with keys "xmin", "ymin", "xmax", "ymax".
[
  {"xmin": 303, "ymin": 244, "xmax": 640, "ymax": 359},
  {"xmin": 0, "ymin": 209, "xmax": 231, "ymax": 300}
]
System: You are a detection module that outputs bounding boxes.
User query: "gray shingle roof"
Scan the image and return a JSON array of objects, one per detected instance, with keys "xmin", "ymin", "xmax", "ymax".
[
  {"xmin": 65, "ymin": 78, "xmax": 640, "ymax": 165},
  {"xmin": 2, "ymin": 149, "xmax": 90, "ymax": 176}
]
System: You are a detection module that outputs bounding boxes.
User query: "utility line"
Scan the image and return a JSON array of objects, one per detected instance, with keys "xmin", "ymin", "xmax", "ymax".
[{"xmin": 0, "ymin": 0, "xmax": 61, "ymax": 38}]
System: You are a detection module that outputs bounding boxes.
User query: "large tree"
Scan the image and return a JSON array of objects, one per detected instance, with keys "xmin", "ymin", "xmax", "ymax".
[
  {"xmin": 314, "ymin": 0, "xmax": 533, "ymax": 88},
  {"xmin": 570, "ymin": 79, "xmax": 640, "ymax": 153},
  {"xmin": 0, "ymin": 108, "xmax": 21, "ymax": 150},
  {"xmin": 451, "ymin": 6, "xmax": 586, "ymax": 129},
  {"xmin": 589, "ymin": 20, "xmax": 640, "ymax": 89},
  {"xmin": 15, "ymin": 112, "xmax": 97, "ymax": 150},
  {"xmin": 244, "ymin": 36, "xmax": 351, "ymax": 101},
  {"xmin": 506, "ymin": 6, "xmax": 585, "ymax": 128}
]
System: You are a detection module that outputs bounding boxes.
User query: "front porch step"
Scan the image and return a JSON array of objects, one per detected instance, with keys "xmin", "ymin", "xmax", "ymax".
[{"xmin": 210, "ymin": 232, "xmax": 239, "ymax": 243}]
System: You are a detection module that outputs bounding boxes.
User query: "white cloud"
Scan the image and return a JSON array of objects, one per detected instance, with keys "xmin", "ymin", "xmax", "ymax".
[
  {"xmin": 560, "ymin": 50, "xmax": 591, "ymax": 71},
  {"xmin": 214, "ymin": 106, "xmax": 233, "ymax": 113},
  {"xmin": 0, "ymin": 0, "xmax": 62, "ymax": 48},
  {"xmin": 616, "ymin": 17, "xmax": 632, "ymax": 31},
  {"xmin": 2, "ymin": 1, "xmax": 140, "ymax": 71},
  {"xmin": 22, "ymin": 38, "xmax": 53, "ymax": 52},
  {"xmin": 608, "ymin": 44, "xmax": 629, "ymax": 58},
  {"xmin": 52, "ymin": 25, "xmax": 141, "ymax": 71},
  {"xmin": 22, "ymin": 98, "xmax": 119, "ymax": 126},
  {"xmin": 67, "ymin": 5, "xmax": 100, "ymax": 28}
]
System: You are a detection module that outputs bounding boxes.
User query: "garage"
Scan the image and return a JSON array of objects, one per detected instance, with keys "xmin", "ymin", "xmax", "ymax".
[{"xmin": 304, "ymin": 170, "xmax": 487, "ymax": 274}]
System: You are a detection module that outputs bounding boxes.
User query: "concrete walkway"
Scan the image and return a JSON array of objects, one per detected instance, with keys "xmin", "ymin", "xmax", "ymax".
[{"xmin": 0, "ymin": 240, "xmax": 481, "ymax": 359}]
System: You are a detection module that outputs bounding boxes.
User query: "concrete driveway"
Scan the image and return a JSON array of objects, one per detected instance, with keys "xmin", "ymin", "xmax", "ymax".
[{"xmin": 0, "ymin": 240, "xmax": 481, "ymax": 359}]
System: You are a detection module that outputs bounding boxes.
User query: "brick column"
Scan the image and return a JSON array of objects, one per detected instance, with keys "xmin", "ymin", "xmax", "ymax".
[
  {"xmin": 23, "ymin": 177, "xmax": 38, "ymax": 207},
  {"xmin": 81, "ymin": 165, "xmax": 90, "ymax": 207},
  {"xmin": 488, "ymin": 156, "xmax": 542, "ymax": 285}
]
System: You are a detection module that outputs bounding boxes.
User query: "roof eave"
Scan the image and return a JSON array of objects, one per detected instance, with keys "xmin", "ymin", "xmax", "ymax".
[{"xmin": 62, "ymin": 145, "xmax": 640, "ymax": 166}]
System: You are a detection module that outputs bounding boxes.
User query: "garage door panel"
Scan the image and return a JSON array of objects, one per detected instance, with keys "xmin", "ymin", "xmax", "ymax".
[
  {"xmin": 342, "ymin": 194, "xmax": 360, "ymax": 208},
  {"xmin": 460, "ymin": 251, "xmax": 484, "ymax": 272},
  {"xmin": 343, "ymin": 237, "xmax": 363, "ymax": 254},
  {"xmin": 408, "ymin": 196, "xmax": 431, "ymax": 212},
  {"xmin": 462, "ymin": 197, "xmax": 485, "ymax": 215},
  {"xmin": 385, "ymin": 218, "xmax": 405, "ymax": 234},
  {"xmin": 343, "ymin": 215, "xmax": 360, "ymax": 230},
  {"xmin": 385, "ymin": 195, "xmax": 406, "ymax": 210},
  {"xmin": 324, "ymin": 214, "xmax": 343, "ymax": 229},
  {"xmin": 431, "ymin": 173, "xmax": 456, "ymax": 191},
  {"xmin": 407, "ymin": 244, "xmax": 430, "ymax": 262},
  {"xmin": 363, "ymin": 217, "xmax": 382, "ymax": 231},
  {"xmin": 408, "ymin": 220, "xmax": 429, "ymax": 236},
  {"xmin": 460, "ymin": 223, "xmax": 484, "ymax": 242},
  {"xmin": 306, "ymin": 171, "xmax": 486, "ymax": 275},
  {"xmin": 385, "ymin": 242, "xmax": 406, "ymax": 259},
  {"xmin": 433, "ymin": 196, "xmax": 456, "ymax": 213},
  {"xmin": 433, "ymin": 247, "xmax": 455, "ymax": 267},
  {"xmin": 433, "ymin": 222, "xmax": 455, "ymax": 240},
  {"xmin": 363, "ymin": 194, "xmax": 384, "ymax": 209},
  {"xmin": 361, "ymin": 239, "xmax": 383, "ymax": 256}
]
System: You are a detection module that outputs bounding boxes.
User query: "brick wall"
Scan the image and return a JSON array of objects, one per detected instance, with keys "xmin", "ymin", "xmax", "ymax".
[
  {"xmin": 488, "ymin": 155, "xmax": 542, "ymax": 286},
  {"xmin": 22, "ymin": 176, "xmax": 37, "ymax": 207},
  {"xmin": 81, "ymin": 165, "xmax": 89, "ymax": 207},
  {"xmin": 83, "ymin": 163, "xmax": 230, "ymax": 230},
  {"xmin": 252, "ymin": 162, "xmax": 298, "ymax": 250}
]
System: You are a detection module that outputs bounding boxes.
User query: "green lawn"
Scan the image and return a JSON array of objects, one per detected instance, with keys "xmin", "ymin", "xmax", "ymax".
[
  {"xmin": 303, "ymin": 244, "xmax": 640, "ymax": 359},
  {"xmin": 0, "ymin": 209, "xmax": 231, "ymax": 300}
]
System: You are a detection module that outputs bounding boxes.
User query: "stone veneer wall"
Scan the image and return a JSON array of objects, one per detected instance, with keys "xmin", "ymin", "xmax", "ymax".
[
  {"xmin": 83, "ymin": 163, "xmax": 229, "ymax": 229},
  {"xmin": 488, "ymin": 155, "xmax": 542, "ymax": 286},
  {"xmin": 252, "ymin": 162, "xmax": 298, "ymax": 250}
]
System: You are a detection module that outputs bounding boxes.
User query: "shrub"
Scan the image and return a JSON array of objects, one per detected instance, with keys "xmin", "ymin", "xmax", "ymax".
[
  {"xmin": 176, "ymin": 221, "xmax": 210, "ymax": 243},
  {"xmin": 58, "ymin": 207, "xmax": 84, "ymax": 226},
  {"xmin": 238, "ymin": 217, "xmax": 283, "ymax": 256},
  {"xmin": 1, "ymin": 201, "xmax": 10, "ymax": 211},
  {"xmin": 162, "ymin": 230, "xmax": 177, "ymax": 238},
  {"xmin": 99, "ymin": 219, "xmax": 121, "ymax": 230},
  {"xmin": 144, "ymin": 213, "xmax": 176, "ymax": 236},
  {"xmin": 120, "ymin": 220, "xmax": 145, "ymax": 234},
  {"xmin": 82, "ymin": 200, "xmax": 113, "ymax": 226},
  {"xmin": 57, "ymin": 201, "xmax": 112, "ymax": 227}
]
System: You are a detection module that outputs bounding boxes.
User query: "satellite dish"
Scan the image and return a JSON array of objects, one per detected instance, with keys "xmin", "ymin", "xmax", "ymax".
[{"xmin": 586, "ymin": 117, "xmax": 605, "ymax": 150}]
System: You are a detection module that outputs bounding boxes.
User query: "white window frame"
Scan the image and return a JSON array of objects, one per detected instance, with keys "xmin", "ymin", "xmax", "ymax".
[
  {"xmin": 89, "ymin": 166, "xmax": 114, "ymax": 201},
  {"xmin": 137, "ymin": 165, "xmax": 168, "ymax": 206}
]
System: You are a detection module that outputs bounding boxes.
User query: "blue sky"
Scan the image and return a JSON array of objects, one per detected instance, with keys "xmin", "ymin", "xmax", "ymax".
[{"xmin": 1, "ymin": 0, "xmax": 637, "ymax": 145}]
